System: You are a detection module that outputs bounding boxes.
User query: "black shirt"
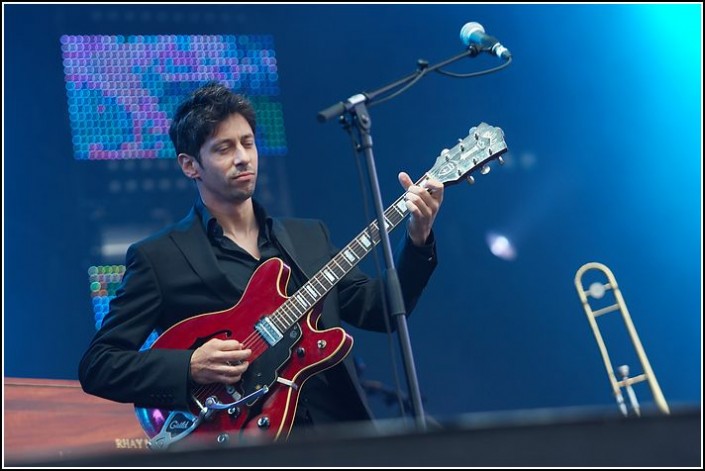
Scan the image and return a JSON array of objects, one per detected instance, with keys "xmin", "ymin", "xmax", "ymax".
[{"xmin": 196, "ymin": 197, "xmax": 284, "ymax": 295}]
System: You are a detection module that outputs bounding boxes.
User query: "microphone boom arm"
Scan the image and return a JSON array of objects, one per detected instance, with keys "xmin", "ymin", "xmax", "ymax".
[{"xmin": 317, "ymin": 46, "xmax": 480, "ymax": 122}]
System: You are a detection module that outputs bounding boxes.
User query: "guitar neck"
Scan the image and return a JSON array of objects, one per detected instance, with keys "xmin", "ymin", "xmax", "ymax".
[
  {"xmin": 264, "ymin": 121, "xmax": 508, "ymax": 335},
  {"xmin": 269, "ymin": 178, "xmax": 426, "ymax": 333}
]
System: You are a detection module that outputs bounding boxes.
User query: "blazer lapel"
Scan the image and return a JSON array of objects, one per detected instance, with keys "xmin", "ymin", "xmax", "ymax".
[
  {"xmin": 271, "ymin": 218, "xmax": 314, "ymax": 280},
  {"xmin": 169, "ymin": 208, "xmax": 238, "ymax": 304}
]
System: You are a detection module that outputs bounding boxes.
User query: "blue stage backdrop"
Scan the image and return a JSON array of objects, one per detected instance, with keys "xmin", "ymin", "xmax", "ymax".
[{"xmin": 4, "ymin": 4, "xmax": 701, "ymax": 421}]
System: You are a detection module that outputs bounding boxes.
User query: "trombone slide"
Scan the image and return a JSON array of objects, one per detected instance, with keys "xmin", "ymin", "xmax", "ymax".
[{"xmin": 574, "ymin": 262, "xmax": 669, "ymax": 415}]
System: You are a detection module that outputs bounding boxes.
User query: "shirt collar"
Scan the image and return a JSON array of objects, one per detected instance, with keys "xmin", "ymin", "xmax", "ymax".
[{"xmin": 195, "ymin": 196, "xmax": 273, "ymax": 241}]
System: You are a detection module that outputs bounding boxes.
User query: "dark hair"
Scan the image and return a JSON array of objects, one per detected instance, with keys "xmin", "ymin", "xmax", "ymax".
[{"xmin": 168, "ymin": 81, "xmax": 256, "ymax": 164}]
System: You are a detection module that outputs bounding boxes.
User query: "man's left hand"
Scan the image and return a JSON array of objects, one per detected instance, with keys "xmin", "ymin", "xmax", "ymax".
[{"xmin": 398, "ymin": 171, "xmax": 444, "ymax": 247}]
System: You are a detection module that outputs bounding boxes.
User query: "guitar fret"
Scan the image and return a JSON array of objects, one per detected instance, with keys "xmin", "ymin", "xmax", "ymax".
[
  {"xmin": 305, "ymin": 284, "xmax": 319, "ymax": 299},
  {"xmin": 359, "ymin": 233, "xmax": 372, "ymax": 249},
  {"xmin": 296, "ymin": 294, "xmax": 309, "ymax": 310},
  {"xmin": 280, "ymin": 304, "xmax": 296, "ymax": 323},
  {"xmin": 280, "ymin": 312, "xmax": 293, "ymax": 329},
  {"xmin": 369, "ymin": 223, "xmax": 380, "ymax": 241},
  {"xmin": 383, "ymin": 216, "xmax": 391, "ymax": 231},
  {"xmin": 288, "ymin": 302, "xmax": 301, "ymax": 318},
  {"xmin": 287, "ymin": 302, "xmax": 303, "ymax": 319},
  {"xmin": 323, "ymin": 268, "xmax": 337, "ymax": 282},
  {"xmin": 331, "ymin": 257, "xmax": 346, "ymax": 275},
  {"xmin": 334, "ymin": 255, "xmax": 348, "ymax": 270},
  {"xmin": 395, "ymin": 199, "xmax": 407, "ymax": 215},
  {"xmin": 299, "ymin": 294, "xmax": 313, "ymax": 310},
  {"xmin": 310, "ymin": 277, "xmax": 325, "ymax": 295},
  {"xmin": 343, "ymin": 248, "xmax": 357, "ymax": 263},
  {"xmin": 350, "ymin": 241, "xmax": 365, "ymax": 257},
  {"xmin": 271, "ymin": 315, "xmax": 287, "ymax": 332},
  {"xmin": 271, "ymin": 310, "xmax": 284, "ymax": 328},
  {"xmin": 314, "ymin": 275, "xmax": 330, "ymax": 290}
]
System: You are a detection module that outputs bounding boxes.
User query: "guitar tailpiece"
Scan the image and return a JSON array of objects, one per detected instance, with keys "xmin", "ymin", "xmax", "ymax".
[
  {"xmin": 146, "ymin": 386, "xmax": 271, "ymax": 450},
  {"xmin": 203, "ymin": 385, "xmax": 270, "ymax": 411},
  {"xmin": 147, "ymin": 409, "xmax": 204, "ymax": 450}
]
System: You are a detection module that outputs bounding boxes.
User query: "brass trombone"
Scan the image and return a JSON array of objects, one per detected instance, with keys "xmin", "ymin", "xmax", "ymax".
[{"xmin": 574, "ymin": 262, "xmax": 670, "ymax": 416}]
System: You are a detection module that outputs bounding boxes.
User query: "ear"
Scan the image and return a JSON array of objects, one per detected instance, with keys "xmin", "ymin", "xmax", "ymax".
[{"xmin": 177, "ymin": 153, "xmax": 200, "ymax": 180}]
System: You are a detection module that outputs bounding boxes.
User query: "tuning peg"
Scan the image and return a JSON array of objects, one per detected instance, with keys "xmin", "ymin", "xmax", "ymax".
[
  {"xmin": 466, "ymin": 175, "xmax": 475, "ymax": 185},
  {"xmin": 480, "ymin": 165, "xmax": 491, "ymax": 175},
  {"xmin": 457, "ymin": 139, "xmax": 465, "ymax": 151},
  {"xmin": 498, "ymin": 156, "xmax": 505, "ymax": 165},
  {"xmin": 441, "ymin": 148, "xmax": 450, "ymax": 162}
]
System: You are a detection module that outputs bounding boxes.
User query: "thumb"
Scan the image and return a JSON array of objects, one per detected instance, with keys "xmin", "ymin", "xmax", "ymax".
[{"xmin": 398, "ymin": 171, "xmax": 413, "ymax": 191}]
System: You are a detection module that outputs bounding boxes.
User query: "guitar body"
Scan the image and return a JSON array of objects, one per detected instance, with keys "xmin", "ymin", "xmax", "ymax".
[{"xmin": 135, "ymin": 258, "xmax": 353, "ymax": 447}]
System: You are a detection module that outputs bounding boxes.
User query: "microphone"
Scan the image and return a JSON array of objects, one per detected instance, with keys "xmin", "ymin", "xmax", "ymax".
[{"xmin": 459, "ymin": 22, "xmax": 511, "ymax": 60}]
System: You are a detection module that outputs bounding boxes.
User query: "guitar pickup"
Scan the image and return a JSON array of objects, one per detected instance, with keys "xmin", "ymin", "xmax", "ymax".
[{"xmin": 255, "ymin": 317, "xmax": 283, "ymax": 345}]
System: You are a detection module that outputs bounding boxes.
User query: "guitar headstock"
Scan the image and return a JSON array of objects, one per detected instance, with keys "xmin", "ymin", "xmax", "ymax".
[{"xmin": 427, "ymin": 123, "xmax": 508, "ymax": 186}]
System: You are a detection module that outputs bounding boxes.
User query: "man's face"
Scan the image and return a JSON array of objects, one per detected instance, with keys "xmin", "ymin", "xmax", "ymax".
[{"xmin": 194, "ymin": 113, "xmax": 258, "ymax": 204}]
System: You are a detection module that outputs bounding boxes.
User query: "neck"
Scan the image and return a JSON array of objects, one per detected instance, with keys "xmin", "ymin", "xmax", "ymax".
[{"xmin": 201, "ymin": 194, "xmax": 257, "ymax": 236}]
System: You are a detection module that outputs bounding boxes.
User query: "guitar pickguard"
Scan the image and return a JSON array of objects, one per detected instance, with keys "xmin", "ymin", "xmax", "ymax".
[{"xmin": 240, "ymin": 323, "xmax": 302, "ymax": 401}]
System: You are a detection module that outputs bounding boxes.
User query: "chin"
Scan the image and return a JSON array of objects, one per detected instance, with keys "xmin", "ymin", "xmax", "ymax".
[{"xmin": 233, "ymin": 189, "xmax": 255, "ymax": 202}]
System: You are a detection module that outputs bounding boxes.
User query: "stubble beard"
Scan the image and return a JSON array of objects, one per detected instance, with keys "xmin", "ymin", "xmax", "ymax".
[{"xmin": 231, "ymin": 180, "xmax": 256, "ymax": 203}]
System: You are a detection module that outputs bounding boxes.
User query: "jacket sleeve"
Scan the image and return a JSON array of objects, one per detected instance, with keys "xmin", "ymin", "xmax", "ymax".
[
  {"xmin": 78, "ymin": 243, "xmax": 194, "ymax": 409},
  {"xmin": 322, "ymin": 220, "xmax": 438, "ymax": 332}
]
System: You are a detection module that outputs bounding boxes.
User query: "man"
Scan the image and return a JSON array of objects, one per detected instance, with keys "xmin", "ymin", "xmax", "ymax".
[{"xmin": 79, "ymin": 82, "xmax": 443, "ymax": 442}]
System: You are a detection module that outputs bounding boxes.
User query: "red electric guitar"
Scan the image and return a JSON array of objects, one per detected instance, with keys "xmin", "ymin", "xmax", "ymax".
[{"xmin": 136, "ymin": 122, "xmax": 508, "ymax": 449}]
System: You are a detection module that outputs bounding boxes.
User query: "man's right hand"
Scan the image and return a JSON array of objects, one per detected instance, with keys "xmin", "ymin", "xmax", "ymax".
[{"xmin": 189, "ymin": 338, "xmax": 252, "ymax": 385}]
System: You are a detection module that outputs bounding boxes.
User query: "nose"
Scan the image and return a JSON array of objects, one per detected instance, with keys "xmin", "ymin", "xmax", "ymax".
[{"xmin": 233, "ymin": 144, "xmax": 251, "ymax": 166}]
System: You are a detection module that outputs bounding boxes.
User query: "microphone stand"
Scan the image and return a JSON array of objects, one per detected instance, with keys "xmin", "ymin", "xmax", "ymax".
[{"xmin": 317, "ymin": 45, "xmax": 480, "ymax": 432}]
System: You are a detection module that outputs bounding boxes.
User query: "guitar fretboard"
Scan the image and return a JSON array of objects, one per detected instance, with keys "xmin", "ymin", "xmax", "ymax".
[
  {"xmin": 261, "ymin": 121, "xmax": 507, "ymax": 337},
  {"xmin": 267, "ymin": 175, "xmax": 432, "ymax": 334}
]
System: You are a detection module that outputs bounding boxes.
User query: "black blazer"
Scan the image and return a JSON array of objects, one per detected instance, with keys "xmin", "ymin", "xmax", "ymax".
[{"xmin": 79, "ymin": 204, "xmax": 437, "ymax": 420}]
